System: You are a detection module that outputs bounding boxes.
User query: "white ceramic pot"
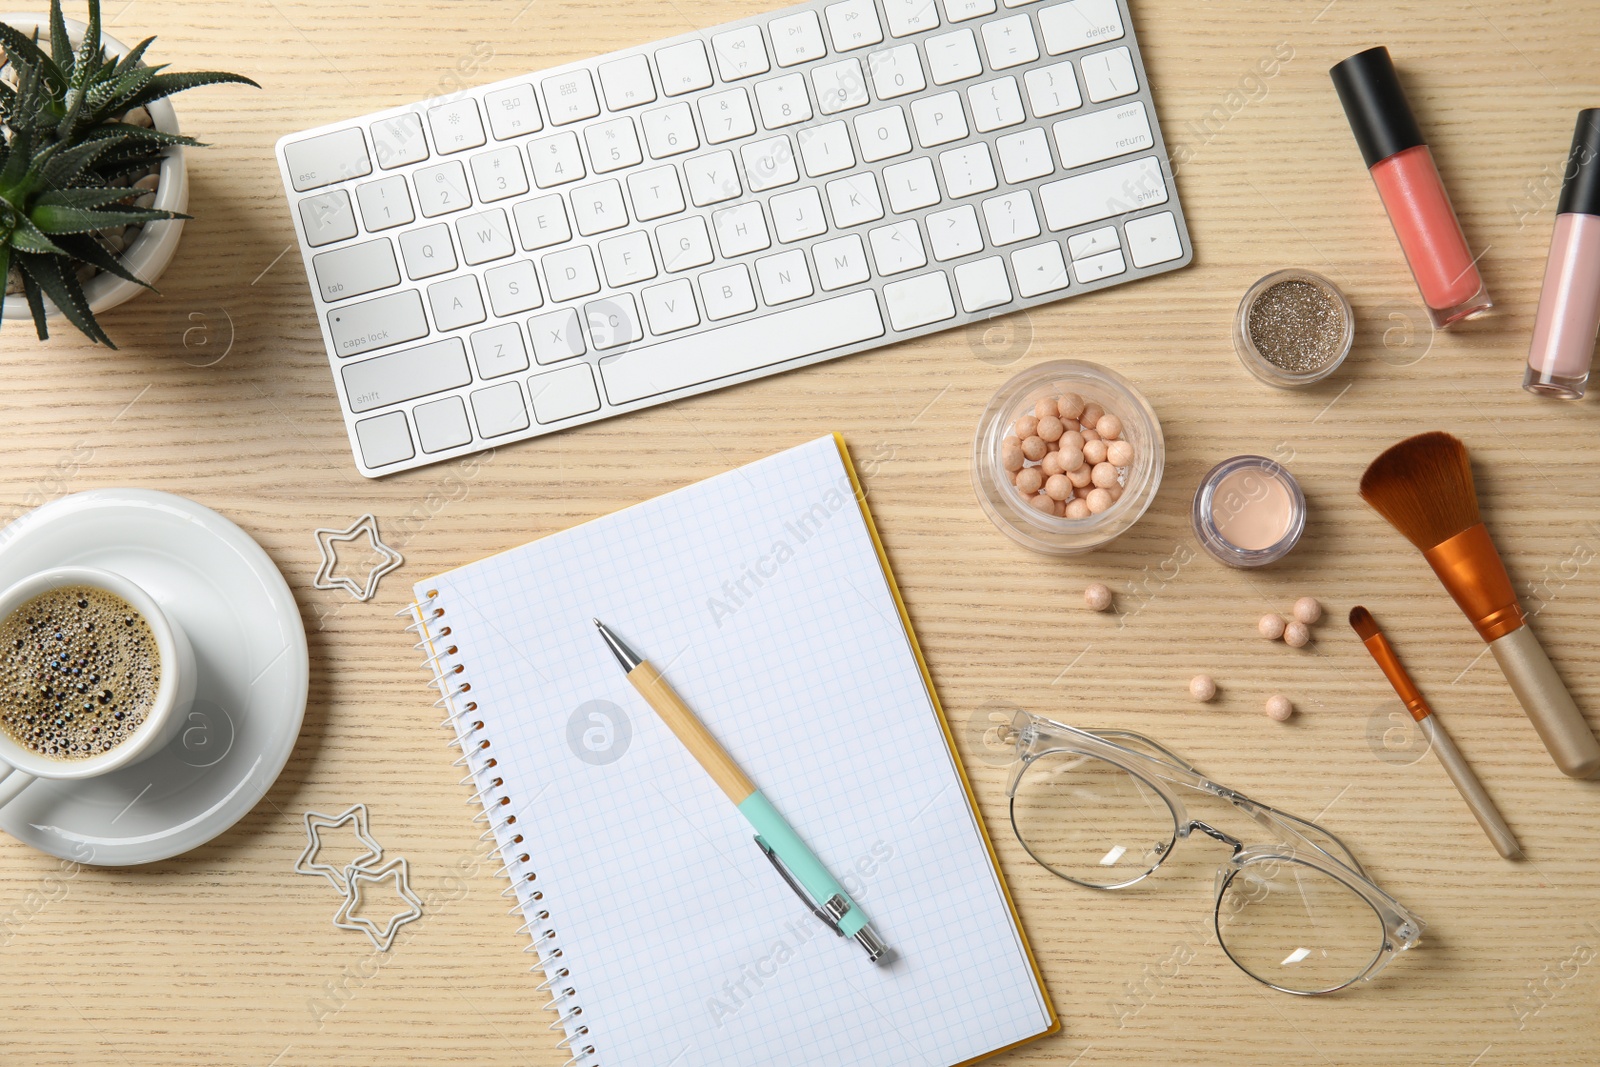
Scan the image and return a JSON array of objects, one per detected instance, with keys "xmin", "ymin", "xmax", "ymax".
[{"xmin": 0, "ymin": 13, "xmax": 189, "ymax": 325}]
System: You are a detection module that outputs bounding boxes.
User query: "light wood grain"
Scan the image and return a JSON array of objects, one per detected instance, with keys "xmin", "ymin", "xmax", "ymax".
[{"xmin": 2, "ymin": 1, "xmax": 1600, "ymax": 1064}]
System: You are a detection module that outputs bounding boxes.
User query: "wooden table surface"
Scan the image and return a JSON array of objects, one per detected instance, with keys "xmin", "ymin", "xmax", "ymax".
[{"xmin": 3, "ymin": 0, "xmax": 1600, "ymax": 1064}]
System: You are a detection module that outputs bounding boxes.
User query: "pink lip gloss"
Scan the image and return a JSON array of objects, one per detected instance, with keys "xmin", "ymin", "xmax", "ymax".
[
  {"xmin": 1524, "ymin": 110, "xmax": 1600, "ymax": 399},
  {"xmin": 1331, "ymin": 47, "xmax": 1493, "ymax": 329}
]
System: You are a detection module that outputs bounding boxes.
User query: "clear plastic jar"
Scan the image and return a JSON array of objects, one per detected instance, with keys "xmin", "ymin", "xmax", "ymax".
[
  {"xmin": 972, "ymin": 360, "xmax": 1165, "ymax": 556},
  {"xmin": 1233, "ymin": 269, "xmax": 1355, "ymax": 388}
]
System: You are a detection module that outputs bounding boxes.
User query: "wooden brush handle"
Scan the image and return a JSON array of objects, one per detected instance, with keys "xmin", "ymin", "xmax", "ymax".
[
  {"xmin": 1488, "ymin": 627, "xmax": 1600, "ymax": 779},
  {"xmin": 1418, "ymin": 717, "xmax": 1521, "ymax": 859}
]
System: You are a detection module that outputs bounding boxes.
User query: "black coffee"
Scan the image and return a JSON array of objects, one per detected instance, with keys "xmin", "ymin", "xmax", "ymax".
[{"xmin": 0, "ymin": 585, "xmax": 160, "ymax": 760}]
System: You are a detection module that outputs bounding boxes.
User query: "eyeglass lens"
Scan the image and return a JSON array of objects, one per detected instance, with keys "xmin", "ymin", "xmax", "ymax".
[
  {"xmin": 1215, "ymin": 858, "xmax": 1387, "ymax": 994},
  {"xmin": 1010, "ymin": 750, "xmax": 1176, "ymax": 889}
]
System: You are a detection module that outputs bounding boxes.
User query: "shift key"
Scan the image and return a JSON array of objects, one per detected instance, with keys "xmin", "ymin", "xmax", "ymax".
[
  {"xmin": 343, "ymin": 338, "xmax": 471, "ymax": 413},
  {"xmin": 328, "ymin": 290, "xmax": 429, "ymax": 357}
]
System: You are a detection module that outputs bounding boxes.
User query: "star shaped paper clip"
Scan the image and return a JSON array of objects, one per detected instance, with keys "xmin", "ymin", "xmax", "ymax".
[
  {"xmin": 295, "ymin": 804, "xmax": 383, "ymax": 895},
  {"xmin": 313, "ymin": 514, "xmax": 403, "ymax": 601},
  {"xmin": 333, "ymin": 857, "xmax": 424, "ymax": 953}
]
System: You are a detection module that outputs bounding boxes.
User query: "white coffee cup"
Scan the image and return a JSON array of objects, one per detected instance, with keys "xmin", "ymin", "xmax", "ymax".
[{"xmin": 0, "ymin": 566, "xmax": 196, "ymax": 808}]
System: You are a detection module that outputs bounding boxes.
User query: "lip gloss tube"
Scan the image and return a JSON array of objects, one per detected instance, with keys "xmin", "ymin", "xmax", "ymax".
[
  {"xmin": 1524, "ymin": 110, "xmax": 1600, "ymax": 399},
  {"xmin": 1331, "ymin": 47, "xmax": 1493, "ymax": 329}
]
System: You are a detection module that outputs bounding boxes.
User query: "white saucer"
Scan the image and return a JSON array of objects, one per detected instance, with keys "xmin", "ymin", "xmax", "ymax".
[{"xmin": 0, "ymin": 490, "xmax": 308, "ymax": 866}]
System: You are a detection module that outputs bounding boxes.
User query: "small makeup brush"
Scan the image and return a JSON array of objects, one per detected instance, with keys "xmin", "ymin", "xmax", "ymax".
[
  {"xmin": 1350, "ymin": 607, "xmax": 1521, "ymax": 859},
  {"xmin": 1360, "ymin": 431, "xmax": 1600, "ymax": 778}
]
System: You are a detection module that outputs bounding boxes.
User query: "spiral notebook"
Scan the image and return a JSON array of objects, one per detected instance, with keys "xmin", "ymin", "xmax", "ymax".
[{"xmin": 409, "ymin": 434, "xmax": 1056, "ymax": 1067}]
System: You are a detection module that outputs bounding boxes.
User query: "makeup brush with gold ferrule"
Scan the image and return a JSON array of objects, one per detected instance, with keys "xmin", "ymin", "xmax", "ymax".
[{"xmin": 1360, "ymin": 431, "xmax": 1600, "ymax": 779}]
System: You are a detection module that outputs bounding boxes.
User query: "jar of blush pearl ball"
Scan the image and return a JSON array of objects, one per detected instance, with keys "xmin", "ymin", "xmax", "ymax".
[{"xmin": 972, "ymin": 360, "xmax": 1165, "ymax": 555}]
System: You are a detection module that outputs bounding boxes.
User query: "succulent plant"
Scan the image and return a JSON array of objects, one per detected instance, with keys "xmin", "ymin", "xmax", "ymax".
[{"xmin": 0, "ymin": 0, "xmax": 257, "ymax": 346}]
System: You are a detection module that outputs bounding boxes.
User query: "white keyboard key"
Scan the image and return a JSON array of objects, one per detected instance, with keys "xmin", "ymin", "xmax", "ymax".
[
  {"xmin": 598, "ymin": 54, "xmax": 658, "ymax": 110},
  {"xmin": 1040, "ymin": 156, "xmax": 1167, "ymax": 230},
  {"xmin": 484, "ymin": 84, "xmax": 543, "ymax": 140},
  {"xmin": 982, "ymin": 15, "xmax": 1039, "ymax": 69},
  {"xmin": 1072, "ymin": 247, "xmax": 1126, "ymax": 283},
  {"xmin": 469, "ymin": 146, "xmax": 529, "ymax": 202},
  {"xmin": 1082, "ymin": 46, "xmax": 1137, "ymax": 102},
  {"xmin": 1052, "ymin": 101, "xmax": 1151, "ymax": 168},
  {"xmin": 798, "ymin": 121, "xmax": 856, "ymax": 176},
  {"xmin": 869, "ymin": 219, "xmax": 928, "ymax": 275},
  {"xmin": 883, "ymin": 157, "xmax": 941, "ymax": 212},
  {"xmin": 585, "ymin": 117, "xmax": 643, "ymax": 174},
  {"xmin": 484, "ymin": 260, "xmax": 544, "ymax": 316},
  {"xmin": 700, "ymin": 264, "xmax": 759, "ymax": 319},
  {"xmin": 285, "ymin": 127, "xmax": 371, "ymax": 191},
  {"xmin": 400, "ymin": 224, "xmax": 456, "ymax": 279},
  {"xmin": 457, "ymin": 208, "xmax": 516, "ymax": 265},
  {"xmin": 684, "ymin": 150, "xmax": 743, "ymax": 205},
  {"xmin": 1024, "ymin": 61, "xmax": 1082, "ymax": 117},
  {"xmin": 982, "ymin": 190, "xmax": 1040, "ymax": 245},
  {"xmin": 911, "ymin": 92, "xmax": 969, "ymax": 147},
  {"xmin": 641, "ymin": 102, "xmax": 699, "ymax": 158},
  {"xmin": 428, "ymin": 274, "xmax": 487, "ymax": 330},
  {"xmin": 997, "ymin": 127, "xmax": 1054, "ymax": 183},
  {"xmin": 428, "ymin": 99, "xmax": 487, "ymax": 154},
  {"xmin": 713, "ymin": 202, "xmax": 771, "ymax": 257},
  {"xmin": 741, "ymin": 135, "xmax": 800, "ymax": 191},
  {"xmin": 655, "ymin": 41, "xmax": 715, "ymax": 96},
  {"xmin": 529, "ymin": 364, "xmax": 601, "ymax": 422},
  {"xmin": 626, "ymin": 165, "xmax": 687, "ymax": 221},
  {"xmin": 599, "ymin": 290, "xmax": 884, "ymax": 403},
  {"xmin": 938, "ymin": 143, "xmax": 997, "ymax": 197},
  {"xmin": 585, "ymin": 294, "xmax": 644, "ymax": 349},
  {"xmin": 710, "ymin": 26, "xmax": 770, "ymax": 81},
  {"xmin": 813, "ymin": 58, "xmax": 870, "ymax": 115},
  {"xmin": 771, "ymin": 187, "xmax": 828, "ymax": 243},
  {"xmin": 469, "ymin": 322, "xmax": 531, "ymax": 378},
  {"xmin": 1005, "ymin": 0, "xmax": 1043, "ymax": 7},
  {"xmin": 327, "ymin": 290, "xmax": 429, "ymax": 357},
  {"xmin": 1125, "ymin": 210, "xmax": 1183, "ymax": 267},
  {"xmin": 756, "ymin": 248, "xmax": 814, "ymax": 304},
  {"xmin": 657, "ymin": 216, "xmax": 715, "ymax": 272},
  {"xmin": 471, "ymin": 381, "xmax": 530, "ymax": 437},
  {"xmin": 954, "ymin": 255, "xmax": 1011, "ymax": 310},
  {"xmin": 414, "ymin": 396, "xmax": 473, "ymax": 452},
  {"xmin": 541, "ymin": 70, "xmax": 601, "ymax": 125},
  {"xmin": 343, "ymin": 337, "xmax": 470, "ymax": 413},
  {"xmin": 924, "ymin": 29, "xmax": 983, "ymax": 84},
  {"xmin": 969, "ymin": 77, "xmax": 1026, "ymax": 132},
  {"xmin": 514, "ymin": 195, "xmax": 572, "ymax": 250},
  {"xmin": 1067, "ymin": 225, "xmax": 1119, "ymax": 259},
  {"xmin": 824, "ymin": 0, "xmax": 884, "ymax": 51},
  {"xmin": 599, "ymin": 230, "xmax": 658, "ymax": 286},
  {"xmin": 543, "ymin": 246, "xmax": 602, "ymax": 301},
  {"xmin": 770, "ymin": 11, "xmax": 827, "ymax": 66},
  {"xmin": 528, "ymin": 131, "xmax": 586, "ymax": 187},
  {"xmin": 642, "ymin": 278, "xmax": 701, "ymax": 333},
  {"xmin": 927, "ymin": 204, "xmax": 984, "ymax": 260},
  {"xmin": 699, "ymin": 88, "xmax": 758, "ymax": 144},
  {"xmin": 355, "ymin": 412, "xmax": 414, "ymax": 467},
  {"xmin": 571, "ymin": 179, "xmax": 629, "ymax": 235},
  {"xmin": 1039, "ymin": 0, "xmax": 1124, "ymax": 54},
  {"xmin": 855, "ymin": 107, "xmax": 912, "ymax": 161},
  {"xmin": 314, "ymin": 238, "xmax": 399, "ymax": 302},
  {"xmin": 814, "ymin": 233, "xmax": 871, "ymax": 290},
  {"xmin": 941, "ymin": 0, "xmax": 995, "ymax": 21},
  {"xmin": 882, "ymin": 271, "xmax": 955, "ymax": 329},
  {"xmin": 1011, "ymin": 240, "xmax": 1069, "ymax": 295},
  {"xmin": 826, "ymin": 173, "xmax": 885, "ymax": 226},
  {"xmin": 529, "ymin": 307, "xmax": 587, "ymax": 363},
  {"xmin": 755, "ymin": 73, "xmax": 813, "ymax": 129},
  {"xmin": 414, "ymin": 160, "xmax": 473, "ymax": 217},
  {"xmin": 371, "ymin": 114, "xmax": 428, "ymax": 169},
  {"xmin": 869, "ymin": 44, "xmax": 926, "ymax": 99},
  {"xmin": 883, "ymin": 0, "xmax": 940, "ymax": 36},
  {"xmin": 299, "ymin": 189, "xmax": 357, "ymax": 247}
]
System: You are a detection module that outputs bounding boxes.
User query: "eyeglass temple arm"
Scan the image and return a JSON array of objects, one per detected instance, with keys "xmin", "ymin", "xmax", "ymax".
[
  {"xmin": 1237, "ymin": 798, "xmax": 1370, "ymax": 879},
  {"xmin": 1081, "ymin": 729, "xmax": 1201, "ymax": 774}
]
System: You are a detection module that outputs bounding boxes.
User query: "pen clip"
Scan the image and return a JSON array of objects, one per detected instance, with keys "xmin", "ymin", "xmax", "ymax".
[{"xmin": 755, "ymin": 836, "xmax": 845, "ymax": 938}]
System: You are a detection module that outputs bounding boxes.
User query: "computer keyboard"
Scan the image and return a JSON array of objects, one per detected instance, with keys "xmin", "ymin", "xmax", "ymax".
[{"xmin": 275, "ymin": 0, "xmax": 1190, "ymax": 477}]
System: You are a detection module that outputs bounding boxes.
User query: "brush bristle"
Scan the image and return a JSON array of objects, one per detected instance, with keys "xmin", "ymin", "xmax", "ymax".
[
  {"xmin": 1348, "ymin": 605, "xmax": 1379, "ymax": 641},
  {"xmin": 1359, "ymin": 432, "xmax": 1481, "ymax": 551}
]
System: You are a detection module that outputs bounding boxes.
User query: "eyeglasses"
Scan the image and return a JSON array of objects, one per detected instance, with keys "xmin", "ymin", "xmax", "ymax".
[{"xmin": 1005, "ymin": 712, "xmax": 1424, "ymax": 995}]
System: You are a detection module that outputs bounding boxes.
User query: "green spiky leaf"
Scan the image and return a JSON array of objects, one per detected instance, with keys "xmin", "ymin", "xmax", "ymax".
[
  {"xmin": 8, "ymin": 214, "xmax": 65, "ymax": 255},
  {"xmin": 18, "ymin": 266, "xmax": 50, "ymax": 341},
  {"xmin": 34, "ymin": 186, "xmax": 136, "ymax": 210},
  {"xmin": 55, "ymin": 232, "xmax": 150, "ymax": 289},
  {"xmin": 16, "ymin": 250, "xmax": 114, "ymax": 347},
  {"xmin": 0, "ymin": 23, "xmax": 58, "ymax": 84},
  {"xmin": 128, "ymin": 70, "xmax": 260, "ymax": 109},
  {"xmin": 48, "ymin": 0, "xmax": 72, "ymax": 78},
  {"xmin": 0, "ymin": 242, "xmax": 10, "ymax": 322},
  {"xmin": 31, "ymin": 203, "xmax": 179, "ymax": 233}
]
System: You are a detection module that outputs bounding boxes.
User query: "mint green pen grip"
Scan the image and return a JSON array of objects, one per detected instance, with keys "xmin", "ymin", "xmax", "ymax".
[{"xmin": 738, "ymin": 791, "xmax": 868, "ymax": 937}]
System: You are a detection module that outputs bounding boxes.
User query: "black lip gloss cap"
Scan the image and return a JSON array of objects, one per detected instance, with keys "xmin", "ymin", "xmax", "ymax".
[
  {"xmin": 1556, "ymin": 109, "xmax": 1600, "ymax": 217},
  {"xmin": 1330, "ymin": 46, "xmax": 1427, "ymax": 169}
]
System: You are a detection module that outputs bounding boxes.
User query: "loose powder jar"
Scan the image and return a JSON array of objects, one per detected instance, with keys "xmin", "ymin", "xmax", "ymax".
[
  {"xmin": 1233, "ymin": 269, "xmax": 1355, "ymax": 387},
  {"xmin": 1192, "ymin": 456, "xmax": 1308, "ymax": 567}
]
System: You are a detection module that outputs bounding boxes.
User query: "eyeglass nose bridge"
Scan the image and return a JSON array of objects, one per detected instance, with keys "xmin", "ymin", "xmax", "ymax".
[{"xmin": 1186, "ymin": 819, "xmax": 1244, "ymax": 854}]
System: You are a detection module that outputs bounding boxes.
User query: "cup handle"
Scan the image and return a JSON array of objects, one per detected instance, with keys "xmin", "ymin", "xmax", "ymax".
[{"xmin": 0, "ymin": 763, "xmax": 36, "ymax": 808}]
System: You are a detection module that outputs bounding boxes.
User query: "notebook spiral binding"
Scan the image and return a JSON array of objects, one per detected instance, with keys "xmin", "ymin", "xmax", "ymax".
[{"xmin": 404, "ymin": 594, "xmax": 600, "ymax": 1067}]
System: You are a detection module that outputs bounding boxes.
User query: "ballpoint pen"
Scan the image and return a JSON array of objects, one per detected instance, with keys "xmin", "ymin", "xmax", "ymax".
[{"xmin": 592, "ymin": 618, "xmax": 890, "ymax": 963}]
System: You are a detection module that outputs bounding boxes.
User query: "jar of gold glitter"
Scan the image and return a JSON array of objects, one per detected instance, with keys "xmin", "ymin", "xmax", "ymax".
[{"xmin": 1232, "ymin": 269, "xmax": 1355, "ymax": 387}]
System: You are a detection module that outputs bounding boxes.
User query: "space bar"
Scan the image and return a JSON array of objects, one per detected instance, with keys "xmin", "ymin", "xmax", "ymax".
[{"xmin": 599, "ymin": 290, "xmax": 885, "ymax": 405}]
